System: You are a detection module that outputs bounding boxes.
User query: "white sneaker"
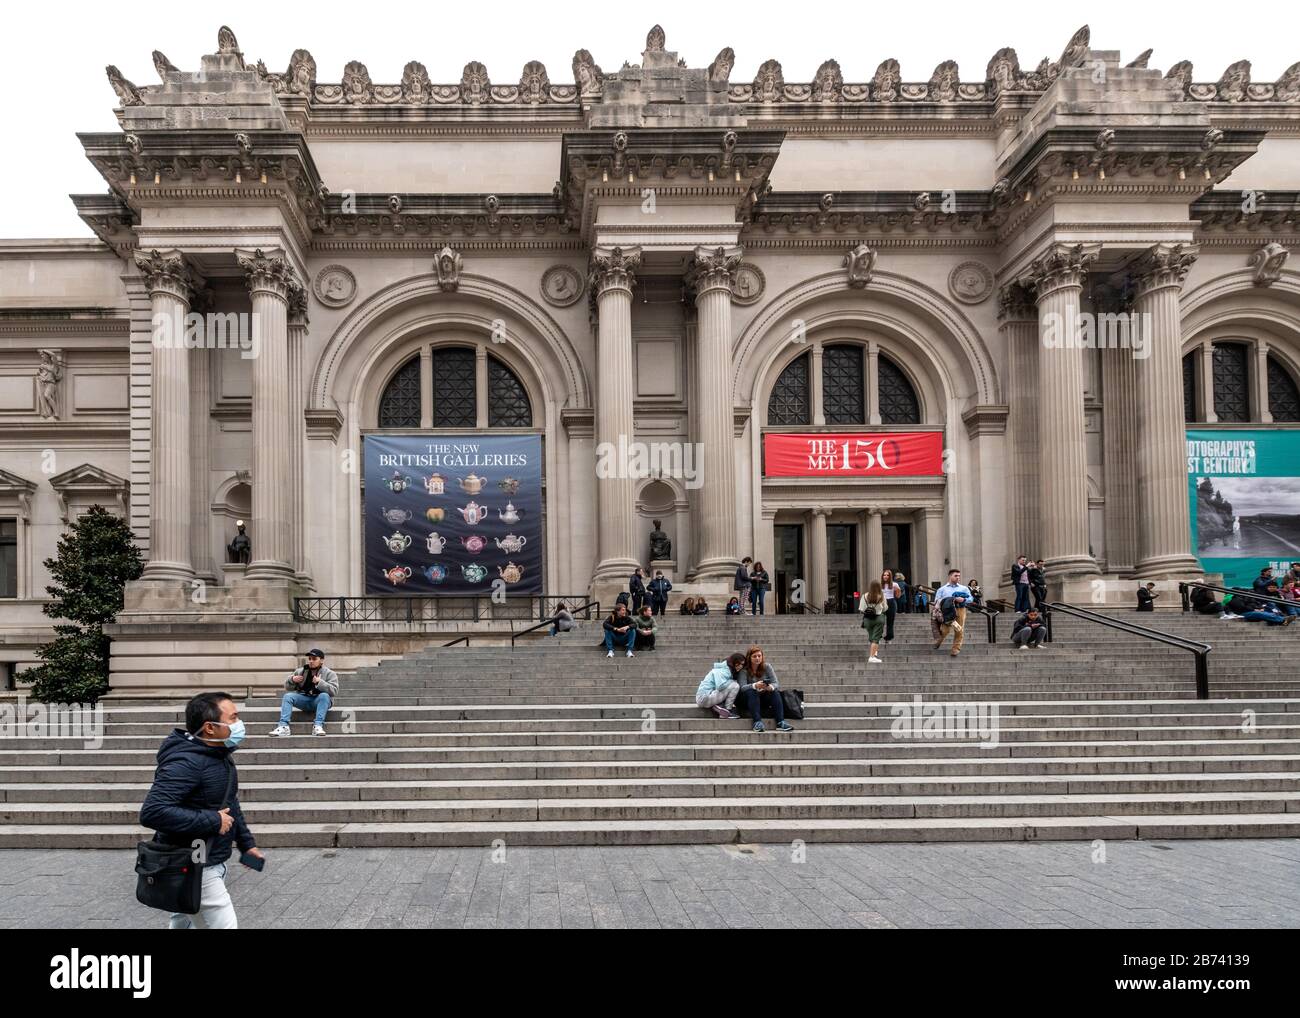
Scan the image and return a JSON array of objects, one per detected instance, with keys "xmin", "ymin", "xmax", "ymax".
[
  {"xmin": 607, "ymin": 650, "xmax": 614, "ymax": 658},
  {"xmin": 868, "ymin": 656, "xmax": 882, "ymax": 664},
  {"xmin": 312, "ymin": 725, "xmax": 327, "ymax": 737},
  {"xmin": 1020, "ymin": 644, "xmax": 1029, "ymax": 650},
  {"xmin": 626, "ymin": 650, "xmax": 634, "ymax": 658},
  {"xmin": 268, "ymin": 724, "xmax": 291, "ymax": 737}
]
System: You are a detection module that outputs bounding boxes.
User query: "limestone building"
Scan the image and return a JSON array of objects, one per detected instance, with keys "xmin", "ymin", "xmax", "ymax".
[{"xmin": 2, "ymin": 24, "xmax": 1299, "ymax": 689}]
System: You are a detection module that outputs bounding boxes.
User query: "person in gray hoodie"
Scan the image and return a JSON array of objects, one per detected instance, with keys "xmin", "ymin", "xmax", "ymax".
[
  {"xmin": 696, "ymin": 653, "xmax": 745, "ymax": 719},
  {"xmin": 268, "ymin": 648, "xmax": 339, "ymax": 737}
]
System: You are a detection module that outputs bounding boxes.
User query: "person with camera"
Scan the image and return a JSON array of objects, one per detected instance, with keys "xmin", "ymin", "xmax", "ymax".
[
  {"xmin": 269, "ymin": 648, "xmax": 339, "ymax": 737},
  {"xmin": 139, "ymin": 691, "xmax": 263, "ymax": 929}
]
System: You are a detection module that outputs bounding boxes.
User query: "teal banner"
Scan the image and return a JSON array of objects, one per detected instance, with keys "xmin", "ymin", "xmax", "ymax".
[{"xmin": 1187, "ymin": 428, "xmax": 1300, "ymax": 589}]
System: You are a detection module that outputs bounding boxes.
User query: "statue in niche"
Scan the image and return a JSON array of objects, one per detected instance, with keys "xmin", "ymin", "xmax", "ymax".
[
  {"xmin": 649, "ymin": 520, "xmax": 672, "ymax": 561},
  {"xmin": 36, "ymin": 350, "xmax": 63, "ymax": 419},
  {"xmin": 227, "ymin": 520, "xmax": 251, "ymax": 564}
]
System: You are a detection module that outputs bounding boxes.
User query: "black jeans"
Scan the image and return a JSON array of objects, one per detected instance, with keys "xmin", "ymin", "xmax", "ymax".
[
  {"xmin": 635, "ymin": 630, "xmax": 656, "ymax": 650},
  {"xmin": 651, "ymin": 598, "xmax": 666, "ymax": 616},
  {"xmin": 631, "ymin": 592, "xmax": 644, "ymax": 613},
  {"xmin": 738, "ymin": 687, "xmax": 784, "ymax": 724},
  {"xmin": 884, "ymin": 600, "xmax": 897, "ymax": 641}
]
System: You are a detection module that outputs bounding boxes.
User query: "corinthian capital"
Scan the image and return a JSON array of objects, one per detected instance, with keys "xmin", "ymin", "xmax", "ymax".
[
  {"xmin": 687, "ymin": 245, "xmax": 742, "ymax": 298},
  {"xmin": 589, "ymin": 246, "xmax": 641, "ymax": 300},
  {"xmin": 236, "ymin": 248, "xmax": 300, "ymax": 300},
  {"xmin": 133, "ymin": 249, "xmax": 193, "ymax": 299},
  {"xmin": 1022, "ymin": 242, "xmax": 1101, "ymax": 300},
  {"xmin": 1131, "ymin": 243, "xmax": 1198, "ymax": 297}
]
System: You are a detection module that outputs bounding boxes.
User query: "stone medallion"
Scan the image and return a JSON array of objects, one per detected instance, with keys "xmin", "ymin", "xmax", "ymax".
[
  {"xmin": 730, "ymin": 262, "xmax": 766, "ymax": 305},
  {"xmin": 948, "ymin": 261, "xmax": 994, "ymax": 304},
  {"xmin": 313, "ymin": 264, "xmax": 357, "ymax": 308},
  {"xmin": 540, "ymin": 265, "xmax": 584, "ymax": 307}
]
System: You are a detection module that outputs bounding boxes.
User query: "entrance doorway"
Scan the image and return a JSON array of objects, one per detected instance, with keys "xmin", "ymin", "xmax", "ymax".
[
  {"xmin": 883, "ymin": 522, "xmax": 914, "ymax": 609},
  {"xmin": 774, "ymin": 524, "xmax": 803, "ymax": 614},
  {"xmin": 827, "ymin": 523, "xmax": 858, "ymax": 614}
]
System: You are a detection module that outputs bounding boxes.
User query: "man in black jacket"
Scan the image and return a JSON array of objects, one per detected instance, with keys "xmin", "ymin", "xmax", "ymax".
[
  {"xmin": 140, "ymin": 691, "xmax": 262, "ymax": 929},
  {"xmin": 1011, "ymin": 608, "xmax": 1048, "ymax": 649}
]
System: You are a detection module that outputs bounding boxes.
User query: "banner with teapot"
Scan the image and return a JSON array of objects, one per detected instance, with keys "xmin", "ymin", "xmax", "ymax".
[{"xmin": 364, "ymin": 433, "xmax": 543, "ymax": 595}]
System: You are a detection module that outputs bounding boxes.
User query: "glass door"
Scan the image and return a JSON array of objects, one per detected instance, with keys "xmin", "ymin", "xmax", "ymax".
[
  {"xmin": 827, "ymin": 523, "xmax": 858, "ymax": 614},
  {"xmin": 774, "ymin": 524, "xmax": 803, "ymax": 614}
]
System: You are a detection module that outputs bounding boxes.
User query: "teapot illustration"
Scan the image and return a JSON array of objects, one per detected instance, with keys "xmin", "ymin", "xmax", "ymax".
[
  {"xmin": 424, "ymin": 472, "xmax": 447, "ymax": 495},
  {"xmin": 497, "ymin": 502, "xmax": 522, "ymax": 524},
  {"xmin": 458, "ymin": 473, "xmax": 487, "ymax": 495},
  {"xmin": 498, "ymin": 561, "xmax": 526, "ymax": 584},
  {"xmin": 422, "ymin": 564, "xmax": 447, "ymax": 584},
  {"xmin": 461, "ymin": 534, "xmax": 488, "ymax": 554},
  {"xmin": 380, "ymin": 507, "xmax": 412, "ymax": 526},
  {"xmin": 425, "ymin": 531, "xmax": 447, "ymax": 554},
  {"xmin": 384, "ymin": 471, "xmax": 412, "ymax": 493},
  {"xmin": 425, "ymin": 507, "xmax": 445, "ymax": 523},
  {"xmin": 458, "ymin": 501, "xmax": 487, "ymax": 525},
  {"xmin": 383, "ymin": 530, "xmax": 413, "ymax": 555},
  {"xmin": 461, "ymin": 562, "xmax": 488, "ymax": 584},
  {"xmin": 383, "ymin": 564, "xmax": 412, "ymax": 586},
  {"xmin": 495, "ymin": 533, "xmax": 527, "ymax": 554},
  {"xmin": 498, "ymin": 477, "xmax": 521, "ymax": 495}
]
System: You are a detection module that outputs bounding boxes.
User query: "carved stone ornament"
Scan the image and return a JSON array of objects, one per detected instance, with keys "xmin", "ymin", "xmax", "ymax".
[
  {"xmin": 844, "ymin": 243, "xmax": 877, "ymax": 289},
  {"xmin": 646, "ymin": 25, "xmax": 666, "ymax": 53},
  {"xmin": 133, "ymin": 249, "xmax": 191, "ymax": 296},
  {"xmin": 1131, "ymin": 242, "xmax": 1198, "ymax": 296},
  {"xmin": 237, "ymin": 248, "xmax": 299, "ymax": 297},
  {"xmin": 519, "ymin": 61, "xmax": 550, "ymax": 103},
  {"xmin": 730, "ymin": 263, "xmax": 766, "ymax": 305},
  {"xmin": 402, "ymin": 61, "xmax": 432, "ymax": 104},
  {"xmin": 35, "ymin": 349, "xmax": 64, "ymax": 420},
  {"xmin": 461, "ymin": 61, "xmax": 490, "ymax": 103},
  {"xmin": 1249, "ymin": 242, "xmax": 1290, "ymax": 287},
  {"xmin": 1127, "ymin": 49, "xmax": 1153, "ymax": 69},
  {"xmin": 871, "ymin": 59, "xmax": 901, "ymax": 102},
  {"xmin": 589, "ymin": 246, "xmax": 641, "ymax": 298},
  {"xmin": 152, "ymin": 50, "xmax": 178, "ymax": 80},
  {"xmin": 343, "ymin": 61, "xmax": 373, "ymax": 104},
  {"xmin": 435, "ymin": 246, "xmax": 463, "ymax": 291},
  {"xmin": 287, "ymin": 49, "xmax": 316, "ymax": 94},
  {"xmin": 948, "ymin": 261, "xmax": 994, "ymax": 304},
  {"xmin": 1022, "ymin": 242, "xmax": 1100, "ymax": 297},
  {"xmin": 812, "ymin": 60, "xmax": 843, "ymax": 101},
  {"xmin": 928, "ymin": 60, "xmax": 960, "ymax": 102},
  {"xmin": 1217, "ymin": 60, "xmax": 1251, "ymax": 103},
  {"xmin": 313, "ymin": 264, "xmax": 358, "ymax": 308},
  {"xmin": 573, "ymin": 50, "xmax": 604, "ymax": 96},
  {"xmin": 708, "ymin": 48, "xmax": 735, "ymax": 83},
  {"xmin": 753, "ymin": 59, "xmax": 784, "ymax": 102},
  {"xmin": 106, "ymin": 65, "xmax": 144, "ymax": 107},
  {"xmin": 540, "ymin": 265, "xmax": 584, "ymax": 307},
  {"xmin": 688, "ymin": 245, "xmax": 743, "ymax": 295}
]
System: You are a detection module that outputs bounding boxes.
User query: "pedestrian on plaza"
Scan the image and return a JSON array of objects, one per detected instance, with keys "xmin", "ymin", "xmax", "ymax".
[
  {"xmin": 140, "ymin": 691, "xmax": 262, "ymax": 929},
  {"xmin": 269, "ymin": 649, "xmax": 338, "ymax": 737},
  {"xmin": 749, "ymin": 561, "xmax": 770, "ymax": 615},
  {"xmin": 932, "ymin": 568, "xmax": 975, "ymax": 657},
  {"xmin": 860, "ymin": 580, "xmax": 888, "ymax": 664},
  {"xmin": 1010, "ymin": 607, "xmax": 1048, "ymax": 650},
  {"xmin": 880, "ymin": 569, "xmax": 901, "ymax": 643},
  {"xmin": 648, "ymin": 571, "xmax": 672, "ymax": 616},
  {"xmin": 1011, "ymin": 555, "xmax": 1032, "ymax": 613},
  {"xmin": 738, "ymin": 645, "xmax": 794, "ymax": 733},
  {"xmin": 696, "ymin": 653, "xmax": 745, "ymax": 719}
]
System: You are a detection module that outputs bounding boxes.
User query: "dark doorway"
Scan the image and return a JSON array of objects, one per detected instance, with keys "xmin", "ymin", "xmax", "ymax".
[
  {"xmin": 883, "ymin": 522, "xmax": 914, "ymax": 611},
  {"xmin": 774, "ymin": 524, "xmax": 804, "ymax": 613},
  {"xmin": 827, "ymin": 523, "xmax": 858, "ymax": 614}
]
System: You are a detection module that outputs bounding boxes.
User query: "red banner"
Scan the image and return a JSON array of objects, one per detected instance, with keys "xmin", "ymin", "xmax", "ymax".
[{"xmin": 763, "ymin": 432, "xmax": 945, "ymax": 477}]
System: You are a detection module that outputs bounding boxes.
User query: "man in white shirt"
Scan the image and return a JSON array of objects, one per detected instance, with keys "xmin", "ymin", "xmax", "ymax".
[{"xmin": 933, "ymin": 569, "xmax": 975, "ymax": 657}]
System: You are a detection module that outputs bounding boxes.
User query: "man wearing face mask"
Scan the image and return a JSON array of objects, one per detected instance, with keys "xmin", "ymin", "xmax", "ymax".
[{"xmin": 140, "ymin": 691, "xmax": 263, "ymax": 929}]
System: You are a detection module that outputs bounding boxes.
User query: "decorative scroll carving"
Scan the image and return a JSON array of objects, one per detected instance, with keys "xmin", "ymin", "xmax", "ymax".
[
  {"xmin": 844, "ymin": 243, "xmax": 877, "ymax": 289},
  {"xmin": 237, "ymin": 248, "xmax": 298, "ymax": 298},
  {"xmin": 435, "ymin": 246, "xmax": 462, "ymax": 291},
  {"xmin": 1250, "ymin": 242, "xmax": 1290, "ymax": 287},
  {"xmin": 1021, "ymin": 242, "xmax": 1100, "ymax": 298},
  {"xmin": 589, "ymin": 246, "xmax": 641, "ymax": 299},
  {"xmin": 133, "ymin": 249, "xmax": 192, "ymax": 297},
  {"xmin": 1131, "ymin": 242, "xmax": 1198, "ymax": 295},
  {"xmin": 687, "ymin": 245, "xmax": 742, "ymax": 296}
]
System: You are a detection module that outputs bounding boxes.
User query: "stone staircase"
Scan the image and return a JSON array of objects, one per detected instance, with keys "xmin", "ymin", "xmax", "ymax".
[{"xmin": 2, "ymin": 610, "xmax": 1299, "ymax": 847}]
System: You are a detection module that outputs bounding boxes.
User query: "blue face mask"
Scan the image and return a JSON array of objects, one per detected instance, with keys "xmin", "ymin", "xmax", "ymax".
[{"xmin": 213, "ymin": 719, "xmax": 246, "ymax": 749}]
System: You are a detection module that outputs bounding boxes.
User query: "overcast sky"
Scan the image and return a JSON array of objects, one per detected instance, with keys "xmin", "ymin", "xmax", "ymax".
[{"xmin": 3, "ymin": 0, "xmax": 1297, "ymax": 238}]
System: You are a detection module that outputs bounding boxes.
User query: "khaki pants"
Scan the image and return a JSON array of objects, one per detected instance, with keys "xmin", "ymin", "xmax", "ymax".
[{"xmin": 938, "ymin": 606, "xmax": 967, "ymax": 654}]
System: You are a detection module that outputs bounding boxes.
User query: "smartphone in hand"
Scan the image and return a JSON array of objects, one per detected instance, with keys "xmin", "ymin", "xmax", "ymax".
[{"xmin": 240, "ymin": 851, "xmax": 265, "ymax": 872}]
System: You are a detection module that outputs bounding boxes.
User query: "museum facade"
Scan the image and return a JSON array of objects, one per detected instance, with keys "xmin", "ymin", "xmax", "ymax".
[{"xmin": 2, "ymin": 24, "xmax": 1299, "ymax": 689}]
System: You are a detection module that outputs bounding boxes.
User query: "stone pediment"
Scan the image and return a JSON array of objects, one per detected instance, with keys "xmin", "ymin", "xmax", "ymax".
[
  {"xmin": 0, "ymin": 468, "xmax": 37, "ymax": 522},
  {"xmin": 48, "ymin": 463, "xmax": 129, "ymax": 521}
]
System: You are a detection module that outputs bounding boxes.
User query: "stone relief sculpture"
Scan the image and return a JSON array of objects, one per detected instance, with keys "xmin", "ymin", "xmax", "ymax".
[
  {"xmin": 342, "ymin": 61, "xmax": 373, "ymax": 104},
  {"xmin": 986, "ymin": 48, "xmax": 1020, "ymax": 95},
  {"xmin": 152, "ymin": 51, "xmax": 178, "ymax": 80},
  {"xmin": 217, "ymin": 26, "xmax": 240, "ymax": 56},
  {"xmin": 1217, "ymin": 60, "xmax": 1251, "ymax": 103},
  {"xmin": 753, "ymin": 60, "xmax": 784, "ymax": 102},
  {"xmin": 1250, "ymin": 242, "xmax": 1290, "ymax": 287},
  {"xmin": 1165, "ymin": 60, "xmax": 1194, "ymax": 95},
  {"xmin": 1127, "ymin": 49, "xmax": 1153, "ymax": 69},
  {"xmin": 402, "ymin": 61, "xmax": 432, "ymax": 104},
  {"xmin": 436, "ymin": 246, "xmax": 463, "ymax": 291},
  {"xmin": 1275, "ymin": 62, "xmax": 1300, "ymax": 103},
  {"xmin": 36, "ymin": 350, "xmax": 63, "ymax": 420},
  {"xmin": 871, "ymin": 59, "xmax": 901, "ymax": 102},
  {"xmin": 461, "ymin": 62, "xmax": 490, "ymax": 103},
  {"xmin": 106, "ymin": 65, "xmax": 144, "ymax": 107},
  {"xmin": 649, "ymin": 520, "xmax": 671, "ymax": 561},
  {"xmin": 646, "ymin": 25, "xmax": 666, "ymax": 53},
  {"xmin": 707, "ymin": 48, "xmax": 734, "ymax": 84},
  {"xmin": 573, "ymin": 50, "xmax": 603, "ymax": 95},
  {"xmin": 287, "ymin": 49, "xmax": 316, "ymax": 94},
  {"xmin": 928, "ymin": 61, "xmax": 960, "ymax": 102},
  {"xmin": 811, "ymin": 60, "xmax": 842, "ymax": 101},
  {"xmin": 844, "ymin": 244, "xmax": 877, "ymax": 289},
  {"xmin": 519, "ymin": 61, "xmax": 550, "ymax": 103}
]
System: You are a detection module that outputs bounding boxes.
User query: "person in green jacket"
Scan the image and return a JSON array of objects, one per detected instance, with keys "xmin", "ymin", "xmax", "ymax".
[{"xmin": 634, "ymin": 604, "xmax": 659, "ymax": 651}]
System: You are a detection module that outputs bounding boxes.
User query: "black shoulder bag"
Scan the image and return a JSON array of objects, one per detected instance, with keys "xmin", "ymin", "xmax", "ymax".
[{"xmin": 135, "ymin": 761, "xmax": 234, "ymax": 915}]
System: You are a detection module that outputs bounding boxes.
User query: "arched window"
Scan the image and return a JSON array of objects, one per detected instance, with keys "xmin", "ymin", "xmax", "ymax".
[
  {"xmin": 1269, "ymin": 354, "xmax": 1300, "ymax": 422},
  {"xmin": 822, "ymin": 345, "xmax": 865, "ymax": 425},
  {"xmin": 767, "ymin": 352, "xmax": 810, "ymax": 425},
  {"xmin": 1182, "ymin": 351, "xmax": 1197, "ymax": 423},
  {"xmin": 431, "ymin": 347, "xmax": 477, "ymax": 427},
  {"xmin": 877, "ymin": 355, "xmax": 921, "ymax": 425},
  {"xmin": 488, "ymin": 356, "xmax": 533, "ymax": 427},
  {"xmin": 1211, "ymin": 343, "xmax": 1251, "ymax": 422},
  {"xmin": 377, "ymin": 356, "xmax": 421, "ymax": 428}
]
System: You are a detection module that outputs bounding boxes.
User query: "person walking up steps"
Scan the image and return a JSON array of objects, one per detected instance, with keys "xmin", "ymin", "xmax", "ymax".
[{"xmin": 860, "ymin": 581, "xmax": 888, "ymax": 663}]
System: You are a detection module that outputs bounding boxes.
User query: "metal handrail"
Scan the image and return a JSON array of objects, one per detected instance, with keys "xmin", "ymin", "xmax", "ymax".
[
  {"xmin": 442, "ymin": 635, "xmax": 470, "ymax": 648},
  {"xmin": 1045, "ymin": 601, "xmax": 1213, "ymax": 699},
  {"xmin": 1178, "ymin": 580, "xmax": 1299, "ymax": 614}
]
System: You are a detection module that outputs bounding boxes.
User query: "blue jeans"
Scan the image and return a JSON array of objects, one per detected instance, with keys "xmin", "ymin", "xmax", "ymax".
[
  {"xmin": 751, "ymin": 588, "xmax": 766, "ymax": 615},
  {"xmin": 604, "ymin": 627, "xmax": 635, "ymax": 651},
  {"xmin": 738, "ymin": 687, "xmax": 784, "ymax": 724},
  {"xmin": 1014, "ymin": 585, "xmax": 1031, "ymax": 613},
  {"xmin": 280, "ymin": 691, "xmax": 331, "ymax": 725},
  {"xmin": 1242, "ymin": 611, "xmax": 1287, "ymax": 626}
]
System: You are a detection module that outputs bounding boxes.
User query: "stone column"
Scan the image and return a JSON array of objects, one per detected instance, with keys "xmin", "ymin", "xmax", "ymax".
[
  {"xmin": 475, "ymin": 344, "xmax": 490, "ymax": 428},
  {"xmin": 919, "ymin": 507, "xmax": 947, "ymax": 588},
  {"xmin": 1101, "ymin": 338, "xmax": 1139, "ymax": 574},
  {"xmin": 863, "ymin": 508, "xmax": 884, "ymax": 586},
  {"xmin": 134, "ymin": 250, "xmax": 194, "ymax": 583},
  {"xmin": 999, "ymin": 283, "xmax": 1040, "ymax": 563},
  {"xmin": 1131, "ymin": 243, "xmax": 1203, "ymax": 578},
  {"xmin": 1254, "ymin": 340, "xmax": 1273, "ymax": 424},
  {"xmin": 1198, "ymin": 340, "xmax": 1217, "ymax": 423},
  {"xmin": 590, "ymin": 246, "xmax": 642, "ymax": 583},
  {"xmin": 808, "ymin": 507, "xmax": 828, "ymax": 610},
  {"xmin": 688, "ymin": 245, "xmax": 742, "ymax": 581},
  {"xmin": 810, "ymin": 341, "xmax": 826, "ymax": 426},
  {"xmin": 1025, "ymin": 243, "xmax": 1100, "ymax": 579},
  {"xmin": 287, "ymin": 288, "xmax": 311, "ymax": 587},
  {"xmin": 419, "ymin": 345, "xmax": 433, "ymax": 428},
  {"xmin": 237, "ymin": 248, "xmax": 299, "ymax": 582},
  {"xmin": 188, "ymin": 297, "xmax": 217, "ymax": 585}
]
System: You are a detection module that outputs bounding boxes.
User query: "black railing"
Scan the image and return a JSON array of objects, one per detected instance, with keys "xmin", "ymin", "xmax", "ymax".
[
  {"xmin": 511, "ymin": 600, "xmax": 601, "ymax": 646},
  {"xmin": 442, "ymin": 636, "xmax": 470, "ymax": 648},
  {"xmin": 1045, "ymin": 601, "xmax": 1213, "ymax": 699},
  {"xmin": 1178, "ymin": 581, "xmax": 1299, "ymax": 614},
  {"xmin": 292, "ymin": 595, "xmax": 596, "ymax": 625}
]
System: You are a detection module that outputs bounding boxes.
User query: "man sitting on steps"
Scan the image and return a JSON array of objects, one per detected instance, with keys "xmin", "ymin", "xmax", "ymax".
[
  {"xmin": 1011, "ymin": 608, "xmax": 1048, "ymax": 650},
  {"xmin": 603, "ymin": 603, "xmax": 637, "ymax": 658},
  {"xmin": 269, "ymin": 648, "xmax": 338, "ymax": 737}
]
